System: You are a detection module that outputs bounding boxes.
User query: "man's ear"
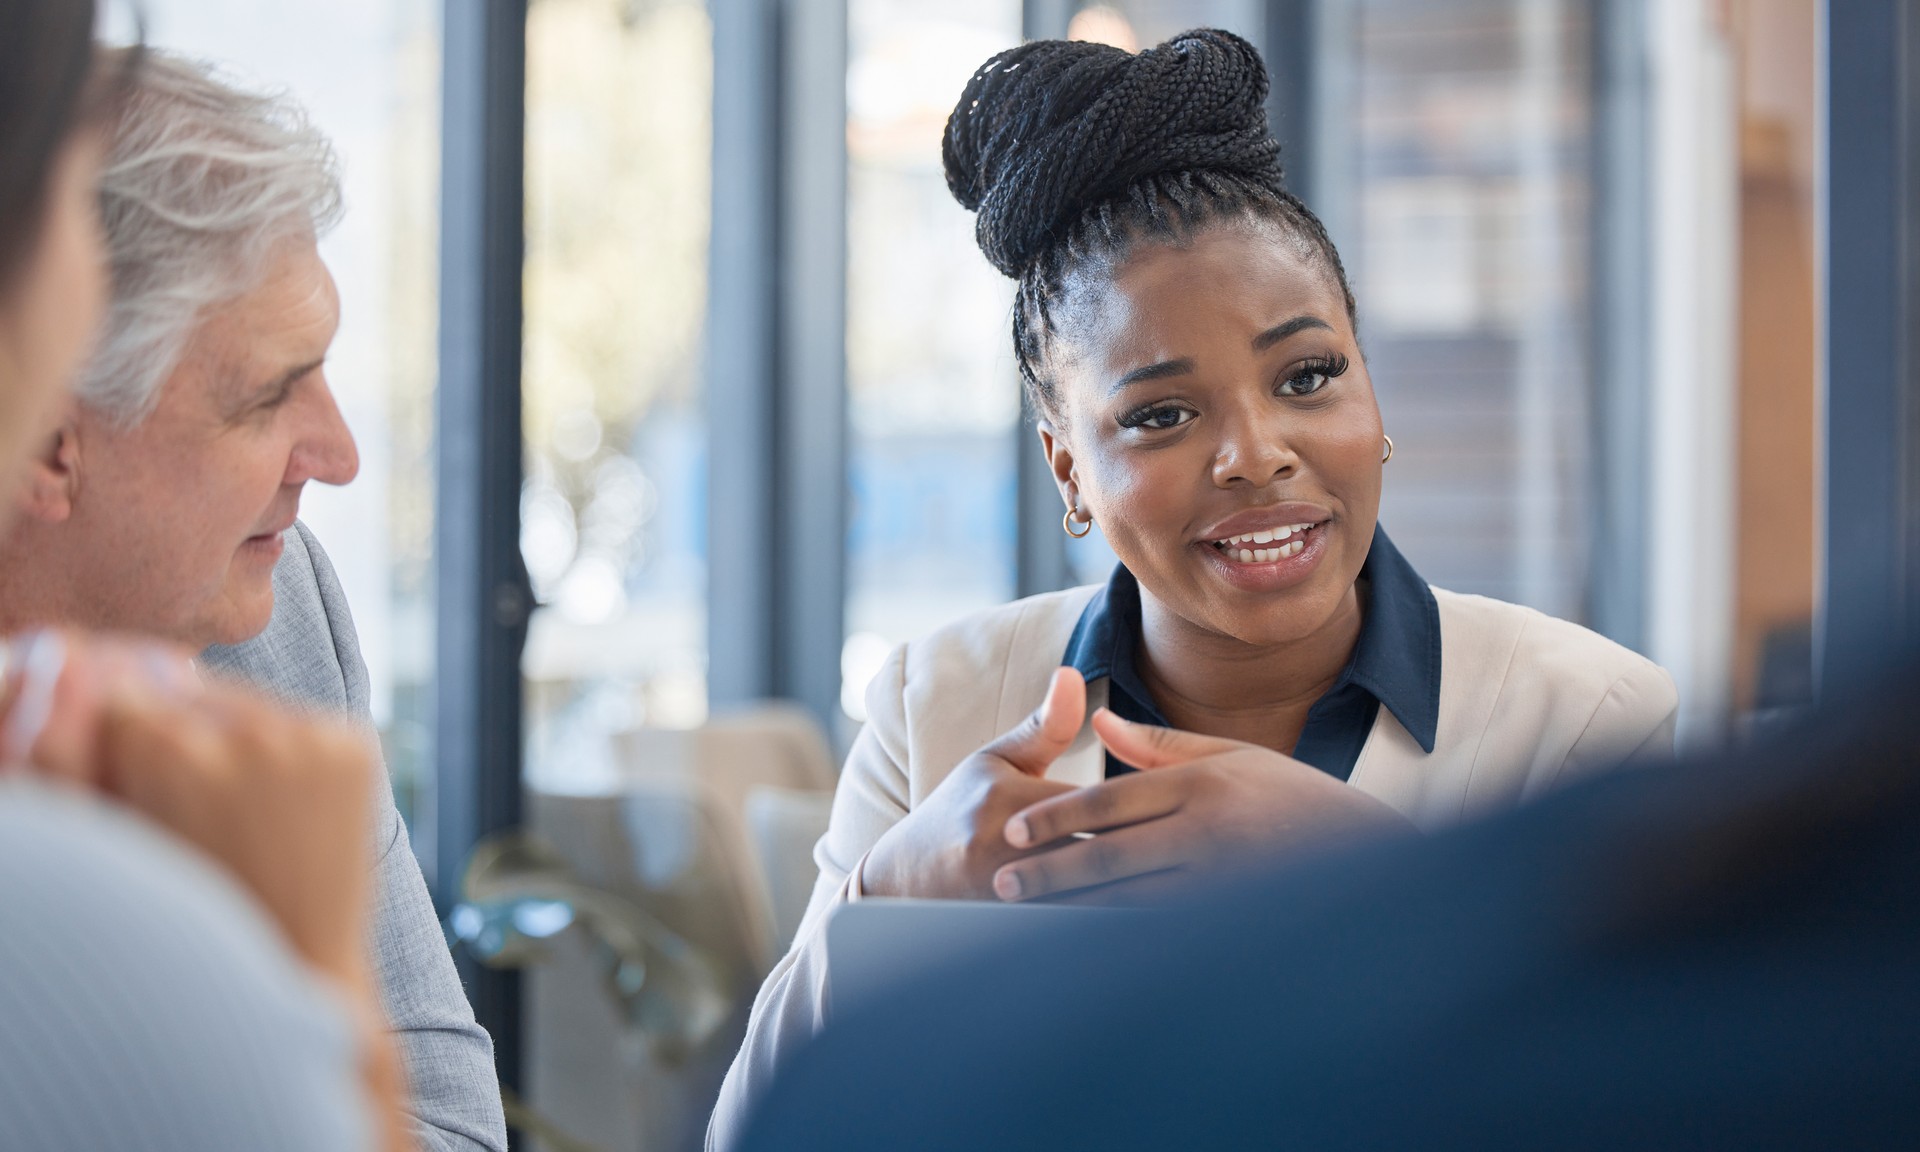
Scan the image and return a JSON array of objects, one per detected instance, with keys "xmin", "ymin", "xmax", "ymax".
[
  {"xmin": 1036, "ymin": 419, "xmax": 1078, "ymax": 509},
  {"xmin": 17, "ymin": 413, "xmax": 82, "ymax": 525}
]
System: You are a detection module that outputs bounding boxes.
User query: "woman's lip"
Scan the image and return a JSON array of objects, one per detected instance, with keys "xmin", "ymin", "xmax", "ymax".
[
  {"xmin": 1197, "ymin": 520, "xmax": 1332, "ymax": 591},
  {"xmin": 1194, "ymin": 502, "xmax": 1333, "ymax": 544}
]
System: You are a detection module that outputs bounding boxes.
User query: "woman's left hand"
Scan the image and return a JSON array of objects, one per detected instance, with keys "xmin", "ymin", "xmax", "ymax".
[{"xmin": 992, "ymin": 708, "xmax": 1415, "ymax": 903}]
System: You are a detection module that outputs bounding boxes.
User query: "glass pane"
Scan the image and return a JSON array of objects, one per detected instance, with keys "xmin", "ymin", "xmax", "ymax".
[
  {"xmin": 1064, "ymin": 0, "xmax": 1265, "ymax": 50},
  {"xmin": 1328, "ymin": 0, "xmax": 1597, "ymax": 621},
  {"xmin": 124, "ymin": 2, "xmax": 443, "ymax": 853},
  {"xmin": 522, "ymin": 0, "xmax": 711, "ymax": 790},
  {"xmin": 842, "ymin": 0, "xmax": 1025, "ymax": 721}
]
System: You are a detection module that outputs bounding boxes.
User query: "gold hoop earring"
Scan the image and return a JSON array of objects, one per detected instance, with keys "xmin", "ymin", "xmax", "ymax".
[
  {"xmin": 1381, "ymin": 434, "xmax": 1395, "ymax": 464},
  {"xmin": 1063, "ymin": 506, "xmax": 1093, "ymax": 538}
]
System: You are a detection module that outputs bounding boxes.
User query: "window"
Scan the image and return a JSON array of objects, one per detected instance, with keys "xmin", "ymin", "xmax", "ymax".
[
  {"xmin": 1319, "ymin": 0, "xmax": 1599, "ymax": 622},
  {"xmin": 521, "ymin": 0, "xmax": 712, "ymax": 789},
  {"xmin": 841, "ymin": 0, "xmax": 1025, "ymax": 721},
  {"xmin": 1064, "ymin": 0, "xmax": 1265, "ymax": 49}
]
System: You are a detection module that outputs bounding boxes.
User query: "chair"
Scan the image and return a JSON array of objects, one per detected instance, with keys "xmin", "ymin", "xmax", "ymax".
[{"xmin": 511, "ymin": 705, "xmax": 837, "ymax": 1152}]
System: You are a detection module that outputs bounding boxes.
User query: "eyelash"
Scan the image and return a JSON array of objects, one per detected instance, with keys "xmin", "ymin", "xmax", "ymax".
[
  {"xmin": 254, "ymin": 375, "xmax": 306, "ymax": 415},
  {"xmin": 1117, "ymin": 402, "xmax": 1194, "ymax": 431},
  {"xmin": 1116, "ymin": 353, "xmax": 1352, "ymax": 430},
  {"xmin": 1277, "ymin": 353, "xmax": 1350, "ymax": 397}
]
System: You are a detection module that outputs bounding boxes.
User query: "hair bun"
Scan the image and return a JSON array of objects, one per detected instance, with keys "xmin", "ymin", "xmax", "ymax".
[{"xmin": 943, "ymin": 28, "xmax": 1281, "ymax": 278}]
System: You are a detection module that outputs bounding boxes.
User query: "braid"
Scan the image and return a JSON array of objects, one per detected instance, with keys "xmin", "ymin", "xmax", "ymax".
[{"xmin": 944, "ymin": 29, "xmax": 1355, "ymax": 417}]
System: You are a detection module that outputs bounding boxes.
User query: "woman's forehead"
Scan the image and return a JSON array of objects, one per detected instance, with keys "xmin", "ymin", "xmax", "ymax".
[{"xmin": 1058, "ymin": 224, "xmax": 1350, "ymax": 370}]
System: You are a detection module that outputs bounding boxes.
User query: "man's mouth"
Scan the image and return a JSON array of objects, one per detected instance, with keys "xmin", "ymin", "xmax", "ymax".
[{"xmin": 1206, "ymin": 522, "xmax": 1318, "ymax": 564}]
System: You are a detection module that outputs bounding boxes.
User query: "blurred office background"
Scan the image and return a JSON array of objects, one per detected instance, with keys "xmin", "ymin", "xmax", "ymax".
[{"xmin": 116, "ymin": 1, "xmax": 1913, "ymax": 1148}]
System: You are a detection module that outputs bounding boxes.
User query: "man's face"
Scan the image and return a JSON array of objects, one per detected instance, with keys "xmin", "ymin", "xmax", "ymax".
[{"xmin": 66, "ymin": 235, "xmax": 357, "ymax": 646}]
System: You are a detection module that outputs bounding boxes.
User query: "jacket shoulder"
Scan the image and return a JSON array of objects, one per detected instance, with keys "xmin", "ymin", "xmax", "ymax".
[
  {"xmin": 902, "ymin": 587, "xmax": 1100, "ymax": 688},
  {"xmin": 1431, "ymin": 588, "xmax": 1677, "ymax": 755},
  {"xmin": 863, "ymin": 586, "xmax": 1100, "ymax": 768}
]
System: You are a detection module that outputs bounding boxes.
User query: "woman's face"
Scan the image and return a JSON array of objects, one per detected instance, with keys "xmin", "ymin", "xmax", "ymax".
[
  {"xmin": 1046, "ymin": 216, "xmax": 1382, "ymax": 649},
  {"xmin": 0, "ymin": 134, "xmax": 109, "ymax": 538}
]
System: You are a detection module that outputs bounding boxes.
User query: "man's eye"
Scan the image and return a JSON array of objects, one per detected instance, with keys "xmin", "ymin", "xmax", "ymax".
[{"xmin": 1121, "ymin": 405, "xmax": 1195, "ymax": 430}]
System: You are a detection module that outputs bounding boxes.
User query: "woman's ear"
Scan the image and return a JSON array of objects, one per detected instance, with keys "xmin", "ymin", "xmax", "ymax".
[
  {"xmin": 1037, "ymin": 418, "xmax": 1077, "ymax": 507},
  {"xmin": 17, "ymin": 416, "xmax": 82, "ymax": 525}
]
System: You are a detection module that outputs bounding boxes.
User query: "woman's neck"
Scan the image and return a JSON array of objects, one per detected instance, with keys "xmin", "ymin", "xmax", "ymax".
[{"xmin": 1134, "ymin": 584, "xmax": 1365, "ymax": 755}]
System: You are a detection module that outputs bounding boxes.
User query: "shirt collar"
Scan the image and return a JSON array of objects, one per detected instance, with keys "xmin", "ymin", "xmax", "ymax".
[{"xmin": 1061, "ymin": 524, "xmax": 1441, "ymax": 754}]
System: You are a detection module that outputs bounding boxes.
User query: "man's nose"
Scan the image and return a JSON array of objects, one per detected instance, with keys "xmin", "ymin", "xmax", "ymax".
[{"xmin": 288, "ymin": 379, "xmax": 360, "ymax": 487}]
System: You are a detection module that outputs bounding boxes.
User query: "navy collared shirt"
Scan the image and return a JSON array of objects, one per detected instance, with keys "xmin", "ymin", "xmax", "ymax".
[{"xmin": 1060, "ymin": 525, "xmax": 1442, "ymax": 781}]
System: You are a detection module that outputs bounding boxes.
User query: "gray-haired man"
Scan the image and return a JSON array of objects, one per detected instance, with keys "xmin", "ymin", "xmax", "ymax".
[{"xmin": 0, "ymin": 51, "xmax": 508, "ymax": 1152}]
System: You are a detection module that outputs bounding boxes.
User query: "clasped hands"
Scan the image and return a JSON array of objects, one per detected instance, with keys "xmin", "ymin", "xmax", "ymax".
[
  {"xmin": 862, "ymin": 667, "xmax": 1413, "ymax": 905},
  {"xmin": 0, "ymin": 629, "xmax": 379, "ymax": 990}
]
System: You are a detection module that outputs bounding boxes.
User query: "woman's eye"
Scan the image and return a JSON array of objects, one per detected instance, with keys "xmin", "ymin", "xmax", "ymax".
[
  {"xmin": 1277, "ymin": 370, "xmax": 1330, "ymax": 397},
  {"xmin": 1123, "ymin": 405, "xmax": 1195, "ymax": 430},
  {"xmin": 1277, "ymin": 354, "xmax": 1350, "ymax": 398}
]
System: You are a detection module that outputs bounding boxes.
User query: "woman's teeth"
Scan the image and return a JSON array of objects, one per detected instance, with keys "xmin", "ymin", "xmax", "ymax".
[{"xmin": 1212, "ymin": 523, "xmax": 1314, "ymax": 563}]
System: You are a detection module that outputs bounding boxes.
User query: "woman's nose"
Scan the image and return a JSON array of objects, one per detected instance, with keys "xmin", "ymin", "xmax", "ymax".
[{"xmin": 1210, "ymin": 409, "xmax": 1298, "ymax": 489}]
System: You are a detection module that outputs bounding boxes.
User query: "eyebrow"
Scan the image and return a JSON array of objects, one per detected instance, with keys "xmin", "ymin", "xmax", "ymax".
[
  {"xmin": 1107, "ymin": 358, "xmax": 1195, "ymax": 397},
  {"xmin": 1106, "ymin": 315, "xmax": 1337, "ymax": 397},
  {"xmin": 264, "ymin": 358, "xmax": 323, "ymax": 397},
  {"xmin": 229, "ymin": 358, "xmax": 323, "ymax": 417},
  {"xmin": 1252, "ymin": 315, "xmax": 1333, "ymax": 350}
]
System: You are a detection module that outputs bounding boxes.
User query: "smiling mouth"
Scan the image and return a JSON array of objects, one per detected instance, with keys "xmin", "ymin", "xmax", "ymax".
[{"xmin": 1206, "ymin": 522, "xmax": 1319, "ymax": 564}]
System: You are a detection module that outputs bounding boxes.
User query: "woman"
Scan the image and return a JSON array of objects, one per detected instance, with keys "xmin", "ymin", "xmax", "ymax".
[
  {"xmin": 710, "ymin": 29, "xmax": 1675, "ymax": 1146},
  {"xmin": 0, "ymin": 4, "xmax": 410, "ymax": 1149}
]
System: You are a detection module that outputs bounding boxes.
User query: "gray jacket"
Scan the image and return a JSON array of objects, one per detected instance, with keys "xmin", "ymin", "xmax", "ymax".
[{"xmin": 202, "ymin": 521, "xmax": 509, "ymax": 1152}]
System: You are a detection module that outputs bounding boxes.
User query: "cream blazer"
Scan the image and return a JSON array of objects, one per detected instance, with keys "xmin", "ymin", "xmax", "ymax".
[{"xmin": 707, "ymin": 584, "xmax": 1678, "ymax": 1149}]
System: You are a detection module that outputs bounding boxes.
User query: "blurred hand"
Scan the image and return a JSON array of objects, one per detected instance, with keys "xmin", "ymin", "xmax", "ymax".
[
  {"xmin": 861, "ymin": 668, "xmax": 1087, "ymax": 900},
  {"xmin": 992, "ymin": 708, "xmax": 1415, "ymax": 904},
  {"xmin": 4, "ymin": 629, "xmax": 409, "ymax": 1152},
  {"xmin": 4, "ymin": 628, "xmax": 376, "ymax": 983},
  {"xmin": 94, "ymin": 683, "xmax": 378, "ymax": 987},
  {"xmin": 0, "ymin": 629, "xmax": 198, "ymax": 781}
]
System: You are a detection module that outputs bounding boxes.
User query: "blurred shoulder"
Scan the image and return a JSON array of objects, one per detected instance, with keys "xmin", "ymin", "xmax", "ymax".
[{"xmin": 0, "ymin": 783, "xmax": 369, "ymax": 1149}]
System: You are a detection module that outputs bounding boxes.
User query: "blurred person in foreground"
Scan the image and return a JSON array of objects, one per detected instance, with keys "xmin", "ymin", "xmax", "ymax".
[
  {"xmin": 739, "ymin": 653, "xmax": 1920, "ymax": 1150},
  {"xmin": 0, "ymin": 2, "xmax": 412, "ymax": 1149},
  {"xmin": 0, "ymin": 47, "xmax": 506, "ymax": 1152},
  {"xmin": 712, "ymin": 30, "xmax": 1676, "ymax": 1145}
]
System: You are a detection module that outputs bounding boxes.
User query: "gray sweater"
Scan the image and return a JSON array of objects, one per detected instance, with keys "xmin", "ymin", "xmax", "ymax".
[{"xmin": 201, "ymin": 520, "xmax": 508, "ymax": 1152}]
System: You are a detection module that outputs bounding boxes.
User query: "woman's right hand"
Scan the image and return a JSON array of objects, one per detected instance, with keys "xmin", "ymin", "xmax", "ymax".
[
  {"xmin": 0, "ymin": 630, "xmax": 197, "ymax": 780},
  {"xmin": 95, "ymin": 683, "xmax": 379, "ymax": 989},
  {"xmin": 3, "ymin": 628, "xmax": 376, "ymax": 985},
  {"xmin": 859, "ymin": 667, "xmax": 1087, "ymax": 900}
]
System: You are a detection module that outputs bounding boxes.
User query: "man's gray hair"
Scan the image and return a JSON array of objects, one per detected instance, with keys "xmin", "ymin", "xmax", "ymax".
[{"xmin": 77, "ymin": 50, "xmax": 343, "ymax": 425}]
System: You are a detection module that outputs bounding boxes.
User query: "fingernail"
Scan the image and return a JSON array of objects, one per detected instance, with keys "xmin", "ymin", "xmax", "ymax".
[
  {"xmin": 994, "ymin": 870, "xmax": 1023, "ymax": 901},
  {"xmin": 2, "ymin": 631, "xmax": 66, "ymax": 766},
  {"xmin": 1006, "ymin": 815, "xmax": 1031, "ymax": 848},
  {"xmin": 140, "ymin": 650, "xmax": 199, "ymax": 699}
]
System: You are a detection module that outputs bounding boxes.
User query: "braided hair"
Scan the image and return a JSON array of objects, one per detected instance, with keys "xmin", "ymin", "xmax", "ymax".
[{"xmin": 943, "ymin": 28, "xmax": 1354, "ymax": 419}]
